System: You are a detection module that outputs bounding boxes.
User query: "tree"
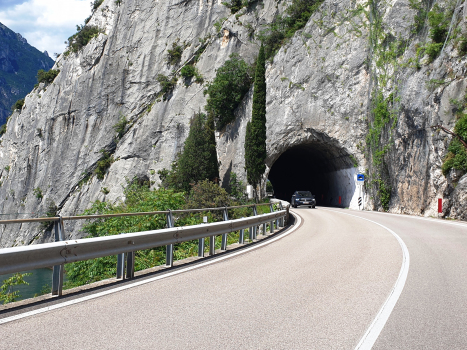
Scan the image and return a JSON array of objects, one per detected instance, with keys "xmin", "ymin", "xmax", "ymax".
[
  {"xmin": 159, "ymin": 112, "xmax": 219, "ymax": 192},
  {"xmin": 204, "ymin": 53, "xmax": 252, "ymax": 131},
  {"xmin": 244, "ymin": 43, "xmax": 267, "ymax": 200}
]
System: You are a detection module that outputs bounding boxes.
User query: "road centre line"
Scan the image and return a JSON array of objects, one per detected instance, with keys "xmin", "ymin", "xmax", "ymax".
[
  {"xmin": 0, "ymin": 214, "xmax": 302, "ymax": 325},
  {"xmin": 320, "ymin": 208, "xmax": 410, "ymax": 350}
]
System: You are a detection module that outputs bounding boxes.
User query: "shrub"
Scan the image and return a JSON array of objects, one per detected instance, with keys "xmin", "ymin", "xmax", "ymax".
[
  {"xmin": 0, "ymin": 123, "xmax": 6, "ymax": 136},
  {"xmin": 185, "ymin": 180, "xmax": 231, "ymax": 211},
  {"xmin": 229, "ymin": 172, "xmax": 247, "ymax": 202},
  {"xmin": 66, "ymin": 25, "xmax": 101, "ymax": 53},
  {"xmin": 258, "ymin": 0, "xmax": 324, "ymax": 60},
  {"xmin": 113, "ymin": 115, "xmax": 128, "ymax": 139},
  {"xmin": 204, "ymin": 53, "xmax": 252, "ymax": 130},
  {"xmin": 458, "ymin": 37, "xmax": 467, "ymax": 55},
  {"xmin": 37, "ymin": 69, "xmax": 60, "ymax": 84},
  {"xmin": 95, "ymin": 150, "xmax": 114, "ymax": 180},
  {"xmin": 442, "ymin": 114, "xmax": 467, "ymax": 176},
  {"xmin": 1, "ymin": 273, "xmax": 31, "ymax": 304},
  {"xmin": 12, "ymin": 98, "xmax": 24, "ymax": 111},
  {"xmin": 157, "ymin": 74, "xmax": 178, "ymax": 100},
  {"xmin": 180, "ymin": 65, "xmax": 196, "ymax": 78},
  {"xmin": 91, "ymin": 0, "xmax": 104, "ymax": 12},
  {"xmin": 167, "ymin": 41, "xmax": 184, "ymax": 66},
  {"xmin": 33, "ymin": 187, "xmax": 43, "ymax": 199},
  {"xmin": 64, "ymin": 183, "xmax": 188, "ymax": 288}
]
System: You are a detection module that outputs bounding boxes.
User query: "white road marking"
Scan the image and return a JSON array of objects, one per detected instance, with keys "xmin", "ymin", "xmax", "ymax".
[
  {"xmin": 320, "ymin": 208, "xmax": 410, "ymax": 350},
  {"xmin": 355, "ymin": 209, "xmax": 467, "ymax": 229},
  {"xmin": 0, "ymin": 214, "xmax": 302, "ymax": 325}
]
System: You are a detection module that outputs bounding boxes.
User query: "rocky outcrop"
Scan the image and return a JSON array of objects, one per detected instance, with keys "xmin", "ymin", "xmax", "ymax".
[
  {"xmin": 0, "ymin": 23, "xmax": 54, "ymax": 125},
  {"xmin": 0, "ymin": 0, "xmax": 466, "ymax": 247}
]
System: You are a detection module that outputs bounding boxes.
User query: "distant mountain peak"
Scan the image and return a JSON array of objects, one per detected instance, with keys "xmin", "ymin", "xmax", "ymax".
[{"xmin": 0, "ymin": 22, "xmax": 54, "ymax": 125}]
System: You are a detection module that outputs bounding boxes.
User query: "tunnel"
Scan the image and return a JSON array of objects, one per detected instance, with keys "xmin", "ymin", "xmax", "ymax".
[{"xmin": 268, "ymin": 141, "xmax": 360, "ymax": 208}]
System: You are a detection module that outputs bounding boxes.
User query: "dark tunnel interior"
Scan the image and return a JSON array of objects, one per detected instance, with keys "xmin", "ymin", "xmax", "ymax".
[{"xmin": 268, "ymin": 142, "xmax": 354, "ymax": 206}]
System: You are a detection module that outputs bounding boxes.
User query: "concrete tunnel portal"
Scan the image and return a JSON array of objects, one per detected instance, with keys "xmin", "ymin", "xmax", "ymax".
[{"xmin": 268, "ymin": 142, "xmax": 360, "ymax": 208}]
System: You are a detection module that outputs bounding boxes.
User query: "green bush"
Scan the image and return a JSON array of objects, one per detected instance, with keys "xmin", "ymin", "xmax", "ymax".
[
  {"xmin": 33, "ymin": 187, "xmax": 43, "ymax": 199},
  {"xmin": 64, "ymin": 183, "xmax": 188, "ymax": 288},
  {"xmin": 167, "ymin": 41, "xmax": 184, "ymax": 65},
  {"xmin": 425, "ymin": 42, "xmax": 443, "ymax": 61},
  {"xmin": 95, "ymin": 150, "xmax": 114, "ymax": 180},
  {"xmin": 113, "ymin": 115, "xmax": 128, "ymax": 139},
  {"xmin": 180, "ymin": 65, "xmax": 196, "ymax": 78},
  {"xmin": 12, "ymin": 98, "xmax": 24, "ymax": 111},
  {"xmin": 458, "ymin": 36, "xmax": 467, "ymax": 55},
  {"xmin": 185, "ymin": 180, "xmax": 231, "ymax": 211},
  {"xmin": 37, "ymin": 69, "xmax": 60, "ymax": 84},
  {"xmin": 204, "ymin": 53, "xmax": 252, "ymax": 130},
  {"xmin": 157, "ymin": 74, "xmax": 178, "ymax": 100},
  {"xmin": 0, "ymin": 123, "xmax": 6, "ymax": 136},
  {"xmin": 258, "ymin": 0, "xmax": 324, "ymax": 60},
  {"xmin": 92, "ymin": 0, "xmax": 104, "ymax": 12},
  {"xmin": 66, "ymin": 25, "xmax": 101, "ymax": 54},
  {"xmin": 1, "ymin": 273, "xmax": 31, "ymax": 304},
  {"xmin": 442, "ymin": 114, "xmax": 467, "ymax": 176}
]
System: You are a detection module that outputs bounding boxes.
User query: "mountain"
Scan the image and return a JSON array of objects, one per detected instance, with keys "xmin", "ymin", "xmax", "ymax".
[
  {"xmin": 0, "ymin": 22, "xmax": 54, "ymax": 125},
  {"xmin": 0, "ymin": 0, "xmax": 466, "ymax": 247}
]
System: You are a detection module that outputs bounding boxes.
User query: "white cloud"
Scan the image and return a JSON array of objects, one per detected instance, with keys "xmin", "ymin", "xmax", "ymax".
[{"xmin": 0, "ymin": 0, "xmax": 91, "ymax": 57}]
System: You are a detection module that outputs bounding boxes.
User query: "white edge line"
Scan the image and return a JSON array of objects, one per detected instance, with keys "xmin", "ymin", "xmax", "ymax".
[
  {"xmin": 354, "ymin": 209, "xmax": 467, "ymax": 229},
  {"xmin": 0, "ymin": 214, "xmax": 302, "ymax": 325},
  {"xmin": 318, "ymin": 208, "xmax": 410, "ymax": 350}
]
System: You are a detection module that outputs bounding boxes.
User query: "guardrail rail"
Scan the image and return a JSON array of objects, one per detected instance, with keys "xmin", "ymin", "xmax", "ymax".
[{"xmin": 0, "ymin": 202, "xmax": 290, "ymax": 297}]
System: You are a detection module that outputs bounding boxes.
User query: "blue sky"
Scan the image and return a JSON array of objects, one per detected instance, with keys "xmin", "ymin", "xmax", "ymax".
[{"xmin": 0, "ymin": 0, "xmax": 91, "ymax": 58}]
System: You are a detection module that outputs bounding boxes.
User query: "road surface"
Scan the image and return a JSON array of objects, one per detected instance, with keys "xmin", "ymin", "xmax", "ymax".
[{"xmin": 1, "ymin": 207, "xmax": 466, "ymax": 349}]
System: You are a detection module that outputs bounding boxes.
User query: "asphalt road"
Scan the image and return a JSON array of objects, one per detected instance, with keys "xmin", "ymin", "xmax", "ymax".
[
  {"xmin": 0, "ymin": 208, "xmax": 402, "ymax": 349},
  {"xmin": 321, "ymin": 208, "xmax": 467, "ymax": 350}
]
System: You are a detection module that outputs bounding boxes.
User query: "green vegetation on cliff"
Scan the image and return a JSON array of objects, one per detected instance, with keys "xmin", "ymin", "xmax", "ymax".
[{"xmin": 204, "ymin": 53, "xmax": 252, "ymax": 131}]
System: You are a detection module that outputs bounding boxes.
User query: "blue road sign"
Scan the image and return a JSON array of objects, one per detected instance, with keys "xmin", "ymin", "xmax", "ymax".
[{"xmin": 357, "ymin": 174, "xmax": 365, "ymax": 182}]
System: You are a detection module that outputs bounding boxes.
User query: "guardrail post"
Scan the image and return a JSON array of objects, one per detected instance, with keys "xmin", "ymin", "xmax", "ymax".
[
  {"xmin": 52, "ymin": 216, "xmax": 65, "ymax": 296},
  {"xmin": 117, "ymin": 251, "xmax": 125, "ymax": 279},
  {"xmin": 252, "ymin": 205, "xmax": 258, "ymax": 240},
  {"xmin": 239, "ymin": 227, "xmax": 245, "ymax": 244},
  {"xmin": 279, "ymin": 202, "xmax": 284, "ymax": 227},
  {"xmin": 126, "ymin": 251, "xmax": 135, "ymax": 279},
  {"xmin": 263, "ymin": 222, "xmax": 267, "ymax": 236},
  {"xmin": 117, "ymin": 232, "xmax": 125, "ymax": 279},
  {"xmin": 209, "ymin": 235, "xmax": 216, "ymax": 256},
  {"xmin": 221, "ymin": 207, "xmax": 229, "ymax": 250},
  {"xmin": 166, "ymin": 210, "xmax": 174, "ymax": 267},
  {"xmin": 269, "ymin": 204, "xmax": 275, "ymax": 233}
]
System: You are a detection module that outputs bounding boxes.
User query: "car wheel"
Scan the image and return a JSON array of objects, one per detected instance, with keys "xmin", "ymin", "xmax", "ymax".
[
  {"xmin": 312, "ymin": 206, "xmax": 315, "ymax": 208},
  {"xmin": 308, "ymin": 206, "xmax": 311, "ymax": 208},
  {"xmin": 293, "ymin": 205, "xmax": 297, "ymax": 208}
]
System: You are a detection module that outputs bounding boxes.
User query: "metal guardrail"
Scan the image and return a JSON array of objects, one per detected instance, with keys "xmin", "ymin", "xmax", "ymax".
[{"xmin": 0, "ymin": 203, "xmax": 289, "ymax": 297}]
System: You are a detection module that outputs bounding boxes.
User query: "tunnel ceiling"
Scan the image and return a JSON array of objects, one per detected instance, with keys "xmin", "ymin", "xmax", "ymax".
[{"xmin": 268, "ymin": 142, "xmax": 354, "ymax": 202}]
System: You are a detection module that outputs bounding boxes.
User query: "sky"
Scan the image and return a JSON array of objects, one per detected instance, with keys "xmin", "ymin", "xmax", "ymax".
[{"xmin": 0, "ymin": 0, "xmax": 92, "ymax": 59}]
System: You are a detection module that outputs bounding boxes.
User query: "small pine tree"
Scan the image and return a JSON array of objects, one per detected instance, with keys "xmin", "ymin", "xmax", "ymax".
[
  {"xmin": 160, "ymin": 112, "xmax": 219, "ymax": 192},
  {"xmin": 244, "ymin": 43, "xmax": 267, "ymax": 199}
]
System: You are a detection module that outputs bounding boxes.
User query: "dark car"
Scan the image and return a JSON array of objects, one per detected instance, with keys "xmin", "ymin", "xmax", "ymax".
[{"xmin": 291, "ymin": 191, "xmax": 316, "ymax": 208}]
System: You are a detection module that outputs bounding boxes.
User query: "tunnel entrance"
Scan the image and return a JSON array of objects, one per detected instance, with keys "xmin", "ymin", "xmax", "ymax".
[{"xmin": 268, "ymin": 142, "xmax": 358, "ymax": 207}]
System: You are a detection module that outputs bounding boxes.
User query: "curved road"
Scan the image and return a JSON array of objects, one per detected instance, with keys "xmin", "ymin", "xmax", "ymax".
[{"xmin": 1, "ymin": 208, "xmax": 466, "ymax": 349}]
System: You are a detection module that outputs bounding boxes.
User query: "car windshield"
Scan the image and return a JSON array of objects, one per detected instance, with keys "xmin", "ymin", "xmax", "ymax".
[{"xmin": 296, "ymin": 191, "xmax": 313, "ymax": 197}]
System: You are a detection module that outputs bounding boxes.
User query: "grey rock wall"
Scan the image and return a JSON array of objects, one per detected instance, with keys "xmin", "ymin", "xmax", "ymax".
[{"xmin": 0, "ymin": 0, "xmax": 466, "ymax": 247}]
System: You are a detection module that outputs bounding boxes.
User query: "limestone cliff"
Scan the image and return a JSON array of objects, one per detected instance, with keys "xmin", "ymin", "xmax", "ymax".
[{"xmin": 0, "ymin": 0, "xmax": 466, "ymax": 247}]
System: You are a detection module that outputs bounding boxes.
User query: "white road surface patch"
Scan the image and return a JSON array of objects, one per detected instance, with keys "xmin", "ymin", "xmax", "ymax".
[
  {"xmin": 321, "ymin": 208, "xmax": 410, "ymax": 350},
  {"xmin": 0, "ymin": 213, "xmax": 302, "ymax": 325}
]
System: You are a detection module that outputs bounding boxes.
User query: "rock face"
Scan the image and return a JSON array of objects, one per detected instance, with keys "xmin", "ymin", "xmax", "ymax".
[
  {"xmin": 0, "ymin": 22, "xmax": 54, "ymax": 125},
  {"xmin": 0, "ymin": 0, "xmax": 466, "ymax": 247}
]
